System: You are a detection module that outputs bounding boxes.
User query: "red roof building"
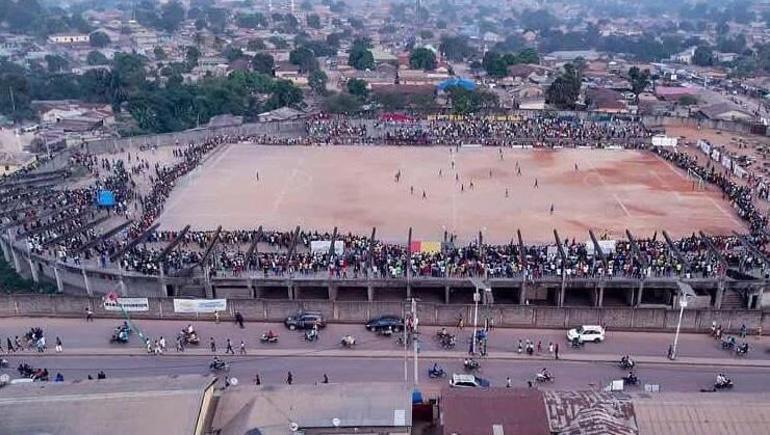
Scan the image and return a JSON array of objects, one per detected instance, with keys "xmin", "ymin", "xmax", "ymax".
[{"xmin": 440, "ymin": 388, "xmax": 550, "ymax": 435}]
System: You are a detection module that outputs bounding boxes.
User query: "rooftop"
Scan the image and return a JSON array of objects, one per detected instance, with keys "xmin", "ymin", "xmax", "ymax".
[
  {"xmin": 441, "ymin": 387, "xmax": 550, "ymax": 435},
  {"xmin": 0, "ymin": 375, "xmax": 215, "ymax": 435},
  {"xmin": 211, "ymin": 382, "xmax": 412, "ymax": 435}
]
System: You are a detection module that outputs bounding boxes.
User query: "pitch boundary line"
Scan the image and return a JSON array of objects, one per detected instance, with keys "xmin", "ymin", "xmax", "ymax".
[{"xmin": 614, "ymin": 194, "xmax": 631, "ymax": 217}]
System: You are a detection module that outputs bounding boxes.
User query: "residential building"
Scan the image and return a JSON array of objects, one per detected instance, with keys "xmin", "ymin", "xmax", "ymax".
[{"xmin": 441, "ymin": 388, "xmax": 550, "ymax": 435}]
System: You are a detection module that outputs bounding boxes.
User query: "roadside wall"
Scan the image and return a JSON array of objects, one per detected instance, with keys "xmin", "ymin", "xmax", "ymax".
[{"xmin": 0, "ymin": 294, "xmax": 766, "ymax": 333}]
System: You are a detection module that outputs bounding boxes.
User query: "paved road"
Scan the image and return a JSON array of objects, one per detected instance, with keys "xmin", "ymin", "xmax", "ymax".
[
  {"xmin": 2, "ymin": 317, "xmax": 769, "ymax": 395},
  {"xmin": 1, "ymin": 317, "xmax": 766, "ymax": 362}
]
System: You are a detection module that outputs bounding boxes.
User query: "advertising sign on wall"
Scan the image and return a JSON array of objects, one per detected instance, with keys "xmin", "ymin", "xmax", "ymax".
[{"xmin": 173, "ymin": 299, "xmax": 227, "ymax": 313}]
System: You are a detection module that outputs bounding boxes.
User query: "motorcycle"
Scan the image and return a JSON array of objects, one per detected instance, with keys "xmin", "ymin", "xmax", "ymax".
[
  {"xmin": 260, "ymin": 333, "xmax": 279, "ymax": 344},
  {"xmin": 440, "ymin": 335, "xmax": 456, "ymax": 349},
  {"xmin": 305, "ymin": 329, "xmax": 319, "ymax": 342},
  {"xmin": 428, "ymin": 365, "xmax": 446, "ymax": 379},
  {"xmin": 735, "ymin": 343, "xmax": 749, "ymax": 356},
  {"xmin": 110, "ymin": 324, "xmax": 131, "ymax": 344},
  {"xmin": 715, "ymin": 378, "xmax": 734, "ymax": 390},
  {"xmin": 17, "ymin": 363, "xmax": 34, "ymax": 378},
  {"xmin": 623, "ymin": 373, "xmax": 640, "ymax": 386},
  {"xmin": 619, "ymin": 357, "xmax": 635, "ymax": 370},
  {"xmin": 181, "ymin": 330, "xmax": 200, "ymax": 346},
  {"xmin": 0, "ymin": 358, "xmax": 8, "ymax": 368},
  {"xmin": 31, "ymin": 368, "xmax": 49, "ymax": 382},
  {"xmin": 720, "ymin": 336, "xmax": 736, "ymax": 350},
  {"xmin": 463, "ymin": 358, "xmax": 480, "ymax": 372},
  {"xmin": 209, "ymin": 360, "xmax": 230, "ymax": 372},
  {"xmin": 340, "ymin": 335, "xmax": 356, "ymax": 348},
  {"xmin": 535, "ymin": 371, "xmax": 554, "ymax": 383},
  {"xmin": 570, "ymin": 338, "xmax": 584, "ymax": 348}
]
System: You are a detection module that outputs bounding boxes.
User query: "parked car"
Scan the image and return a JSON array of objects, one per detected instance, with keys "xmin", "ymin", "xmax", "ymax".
[
  {"xmin": 567, "ymin": 325, "xmax": 605, "ymax": 343},
  {"xmin": 365, "ymin": 315, "xmax": 404, "ymax": 332},
  {"xmin": 449, "ymin": 373, "xmax": 490, "ymax": 388},
  {"xmin": 284, "ymin": 312, "xmax": 326, "ymax": 330}
]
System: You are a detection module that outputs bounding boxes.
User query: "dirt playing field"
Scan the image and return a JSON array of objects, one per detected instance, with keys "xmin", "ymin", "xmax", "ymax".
[{"xmin": 156, "ymin": 144, "xmax": 747, "ymax": 243}]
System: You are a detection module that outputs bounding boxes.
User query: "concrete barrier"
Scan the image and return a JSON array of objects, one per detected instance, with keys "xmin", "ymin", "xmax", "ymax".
[{"xmin": 0, "ymin": 294, "xmax": 767, "ymax": 333}]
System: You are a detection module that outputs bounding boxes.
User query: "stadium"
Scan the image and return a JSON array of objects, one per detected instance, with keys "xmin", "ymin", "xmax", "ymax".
[{"xmin": 0, "ymin": 112, "xmax": 767, "ymax": 331}]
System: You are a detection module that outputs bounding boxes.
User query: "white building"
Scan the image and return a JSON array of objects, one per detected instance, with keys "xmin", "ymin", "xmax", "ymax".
[{"xmin": 48, "ymin": 34, "xmax": 89, "ymax": 44}]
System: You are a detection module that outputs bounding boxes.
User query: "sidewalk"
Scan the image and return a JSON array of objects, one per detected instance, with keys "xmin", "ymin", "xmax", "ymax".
[{"xmin": 16, "ymin": 346, "xmax": 770, "ymax": 369}]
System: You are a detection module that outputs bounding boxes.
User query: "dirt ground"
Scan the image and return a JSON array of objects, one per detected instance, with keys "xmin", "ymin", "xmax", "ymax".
[{"xmin": 156, "ymin": 144, "xmax": 746, "ymax": 244}]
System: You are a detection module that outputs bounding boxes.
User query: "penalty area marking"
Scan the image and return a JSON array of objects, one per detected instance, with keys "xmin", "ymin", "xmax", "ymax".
[{"xmin": 613, "ymin": 194, "xmax": 631, "ymax": 217}]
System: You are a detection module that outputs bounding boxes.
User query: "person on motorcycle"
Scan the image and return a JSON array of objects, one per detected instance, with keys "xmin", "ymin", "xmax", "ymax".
[
  {"xmin": 186, "ymin": 324, "xmax": 194, "ymax": 335},
  {"xmin": 266, "ymin": 330, "xmax": 276, "ymax": 339},
  {"xmin": 307, "ymin": 328, "xmax": 318, "ymax": 340},
  {"xmin": 540, "ymin": 368, "xmax": 552, "ymax": 380},
  {"xmin": 431, "ymin": 363, "xmax": 441, "ymax": 375},
  {"xmin": 716, "ymin": 373, "xmax": 728, "ymax": 386},
  {"xmin": 211, "ymin": 356, "xmax": 223, "ymax": 369},
  {"xmin": 625, "ymin": 371, "xmax": 637, "ymax": 383},
  {"xmin": 439, "ymin": 327, "xmax": 448, "ymax": 337}
]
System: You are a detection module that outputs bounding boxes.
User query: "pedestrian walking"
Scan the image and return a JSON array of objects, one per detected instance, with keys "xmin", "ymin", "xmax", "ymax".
[
  {"xmin": 254, "ymin": 373, "xmax": 261, "ymax": 385},
  {"xmin": 159, "ymin": 336, "xmax": 166, "ymax": 351},
  {"xmin": 505, "ymin": 188, "xmax": 509, "ymax": 198},
  {"xmin": 224, "ymin": 376, "xmax": 231, "ymax": 389},
  {"xmin": 550, "ymin": 204, "xmax": 554, "ymax": 215},
  {"xmin": 214, "ymin": 311, "xmax": 220, "ymax": 324},
  {"xmin": 239, "ymin": 340, "xmax": 246, "ymax": 355},
  {"xmin": 235, "ymin": 311, "xmax": 244, "ymax": 329},
  {"xmin": 410, "ymin": 185, "xmax": 414, "ymax": 195},
  {"xmin": 554, "ymin": 343, "xmax": 559, "ymax": 360},
  {"xmin": 740, "ymin": 324, "xmax": 747, "ymax": 338},
  {"xmin": 210, "ymin": 337, "xmax": 217, "ymax": 353},
  {"xmin": 6, "ymin": 337, "xmax": 13, "ymax": 353},
  {"xmin": 55, "ymin": 336, "xmax": 62, "ymax": 353},
  {"xmin": 457, "ymin": 317, "xmax": 464, "ymax": 330},
  {"xmin": 422, "ymin": 190, "xmax": 426, "ymax": 199},
  {"xmin": 286, "ymin": 371, "xmax": 293, "ymax": 385},
  {"xmin": 14, "ymin": 336, "xmax": 21, "ymax": 351},
  {"xmin": 85, "ymin": 307, "xmax": 93, "ymax": 321},
  {"xmin": 548, "ymin": 342, "xmax": 554, "ymax": 354},
  {"xmin": 153, "ymin": 340, "xmax": 162, "ymax": 355},
  {"xmin": 517, "ymin": 339, "xmax": 523, "ymax": 353},
  {"xmin": 255, "ymin": 171, "xmax": 259, "ymax": 181},
  {"xmin": 226, "ymin": 338, "xmax": 234, "ymax": 354},
  {"xmin": 537, "ymin": 340, "xmax": 542, "ymax": 353},
  {"xmin": 176, "ymin": 335, "xmax": 184, "ymax": 352},
  {"xmin": 534, "ymin": 178, "xmax": 538, "ymax": 188},
  {"xmin": 323, "ymin": 374, "xmax": 329, "ymax": 384},
  {"xmin": 506, "ymin": 377, "xmax": 512, "ymax": 388}
]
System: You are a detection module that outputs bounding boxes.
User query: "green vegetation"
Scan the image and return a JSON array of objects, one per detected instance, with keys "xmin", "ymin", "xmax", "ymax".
[
  {"xmin": 0, "ymin": 259, "xmax": 57, "ymax": 294},
  {"xmin": 409, "ymin": 48, "xmax": 437, "ymax": 71},
  {"xmin": 546, "ymin": 63, "xmax": 582, "ymax": 109}
]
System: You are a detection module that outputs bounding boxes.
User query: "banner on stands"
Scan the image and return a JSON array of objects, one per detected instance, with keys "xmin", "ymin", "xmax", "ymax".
[
  {"xmin": 103, "ymin": 297, "xmax": 149, "ymax": 312},
  {"xmin": 173, "ymin": 299, "xmax": 227, "ymax": 313},
  {"xmin": 310, "ymin": 240, "xmax": 344, "ymax": 256}
]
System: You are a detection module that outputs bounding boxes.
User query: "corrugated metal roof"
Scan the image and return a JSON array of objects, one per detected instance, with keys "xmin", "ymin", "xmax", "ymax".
[{"xmin": 440, "ymin": 387, "xmax": 550, "ymax": 435}]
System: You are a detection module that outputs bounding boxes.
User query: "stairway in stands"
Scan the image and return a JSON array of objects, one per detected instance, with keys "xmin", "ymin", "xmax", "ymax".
[{"xmin": 720, "ymin": 290, "xmax": 746, "ymax": 310}]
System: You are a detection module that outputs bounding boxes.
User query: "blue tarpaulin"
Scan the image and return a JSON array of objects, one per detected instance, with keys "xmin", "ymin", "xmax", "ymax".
[
  {"xmin": 436, "ymin": 77, "xmax": 477, "ymax": 91},
  {"xmin": 97, "ymin": 190, "xmax": 116, "ymax": 207}
]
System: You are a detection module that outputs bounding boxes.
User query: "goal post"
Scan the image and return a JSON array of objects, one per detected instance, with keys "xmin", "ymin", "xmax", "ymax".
[{"xmin": 687, "ymin": 168, "xmax": 705, "ymax": 191}]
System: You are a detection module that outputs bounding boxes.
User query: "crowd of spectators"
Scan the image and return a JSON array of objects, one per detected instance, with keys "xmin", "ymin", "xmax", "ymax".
[{"xmin": 2, "ymin": 116, "xmax": 768, "ymax": 285}]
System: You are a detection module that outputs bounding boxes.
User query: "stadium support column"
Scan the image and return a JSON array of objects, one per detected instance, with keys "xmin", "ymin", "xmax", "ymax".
[
  {"xmin": 159, "ymin": 262, "xmax": 168, "ymax": 297},
  {"xmin": 28, "ymin": 255, "xmax": 39, "ymax": 283},
  {"xmin": 8, "ymin": 230, "xmax": 21, "ymax": 273},
  {"xmin": 517, "ymin": 229, "xmax": 527, "ymax": 304},
  {"xmin": 0, "ymin": 233, "xmax": 10, "ymax": 263},
  {"xmin": 715, "ymin": 278, "xmax": 725, "ymax": 309},
  {"xmin": 406, "ymin": 227, "xmax": 413, "ymax": 299},
  {"xmin": 554, "ymin": 230, "xmax": 567, "ymax": 307},
  {"xmin": 444, "ymin": 285, "xmax": 451, "ymax": 304},
  {"xmin": 367, "ymin": 285, "xmax": 375, "ymax": 301},
  {"xmin": 82, "ymin": 267, "xmax": 93, "ymax": 297},
  {"xmin": 53, "ymin": 265, "xmax": 64, "ymax": 293}
]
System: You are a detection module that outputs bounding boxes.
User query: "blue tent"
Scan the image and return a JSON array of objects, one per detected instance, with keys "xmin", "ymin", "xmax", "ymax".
[{"xmin": 436, "ymin": 77, "xmax": 477, "ymax": 92}]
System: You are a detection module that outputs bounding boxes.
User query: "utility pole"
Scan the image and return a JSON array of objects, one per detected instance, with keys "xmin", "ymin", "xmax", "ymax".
[
  {"xmin": 472, "ymin": 286, "xmax": 480, "ymax": 354},
  {"xmin": 412, "ymin": 297, "xmax": 418, "ymax": 386}
]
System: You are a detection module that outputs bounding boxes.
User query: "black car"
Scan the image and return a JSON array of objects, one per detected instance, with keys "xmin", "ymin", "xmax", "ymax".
[
  {"xmin": 366, "ymin": 315, "xmax": 404, "ymax": 332},
  {"xmin": 284, "ymin": 312, "xmax": 326, "ymax": 330}
]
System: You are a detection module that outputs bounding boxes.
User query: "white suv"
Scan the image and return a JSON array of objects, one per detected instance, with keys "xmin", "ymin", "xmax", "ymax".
[
  {"xmin": 449, "ymin": 374, "xmax": 490, "ymax": 388},
  {"xmin": 567, "ymin": 325, "xmax": 605, "ymax": 343}
]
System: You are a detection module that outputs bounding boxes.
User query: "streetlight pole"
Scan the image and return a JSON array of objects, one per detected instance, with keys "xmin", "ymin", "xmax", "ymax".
[
  {"xmin": 670, "ymin": 294, "xmax": 688, "ymax": 360},
  {"xmin": 472, "ymin": 287, "xmax": 480, "ymax": 355}
]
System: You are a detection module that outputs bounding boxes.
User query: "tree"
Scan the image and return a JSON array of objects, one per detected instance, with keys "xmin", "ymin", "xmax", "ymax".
[
  {"xmin": 693, "ymin": 46, "xmax": 714, "ymax": 66},
  {"xmin": 186, "ymin": 46, "xmax": 201, "ymax": 68},
  {"xmin": 154, "ymin": 46, "xmax": 167, "ymax": 60},
  {"xmin": 347, "ymin": 78, "xmax": 368, "ymax": 99},
  {"xmin": 546, "ymin": 63, "xmax": 581, "ymax": 109},
  {"xmin": 439, "ymin": 36, "xmax": 474, "ymax": 61},
  {"xmin": 89, "ymin": 31, "xmax": 111, "ymax": 48},
  {"xmin": 86, "ymin": 50, "xmax": 109, "ymax": 65},
  {"xmin": 326, "ymin": 32, "xmax": 342, "ymax": 47},
  {"xmin": 265, "ymin": 79, "xmax": 303, "ymax": 110},
  {"xmin": 223, "ymin": 46, "xmax": 244, "ymax": 62},
  {"xmin": 409, "ymin": 48, "xmax": 437, "ymax": 71},
  {"xmin": 269, "ymin": 36, "xmax": 289, "ymax": 49},
  {"xmin": 44, "ymin": 54, "xmax": 68, "ymax": 73},
  {"xmin": 289, "ymin": 47, "xmax": 318, "ymax": 73},
  {"xmin": 420, "ymin": 30, "xmax": 434, "ymax": 40},
  {"xmin": 348, "ymin": 40, "xmax": 374, "ymax": 70},
  {"xmin": 348, "ymin": 17, "xmax": 364, "ymax": 29},
  {"xmin": 678, "ymin": 95, "xmax": 698, "ymax": 106},
  {"xmin": 206, "ymin": 8, "xmax": 228, "ymax": 33},
  {"xmin": 323, "ymin": 93, "xmax": 361, "ymax": 113},
  {"xmin": 309, "ymin": 70, "xmax": 328, "ymax": 95},
  {"xmin": 516, "ymin": 48, "xmax": 539, "ymax": 64},
  {"xmin": 628, "ymin": 66, "xmax": 651, "ymax": 100},
  {"xmin": 251, "ymin": 52, "xmax": 275, "ymax": 75},
  {"xmin": 236, "ymin": 13, "xmax": 267, "ymax": 29},
  {"xmin": 247, "ymin": 38, "xmax": 266, "ymax": 51},
  {"xmin": 482, "ymin": 52, "xmax": 508, "ymax": 77},
  {"xmin": 447, "ymin": 87, "xmax": 499, "ymax": 114},
  {"xmin": 160, "ymin": 1, "xmax": 186, "ymax": 32},
  {"xmin": 307, "ymin": 14, "xmax": 321, "ymax": 29}
]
